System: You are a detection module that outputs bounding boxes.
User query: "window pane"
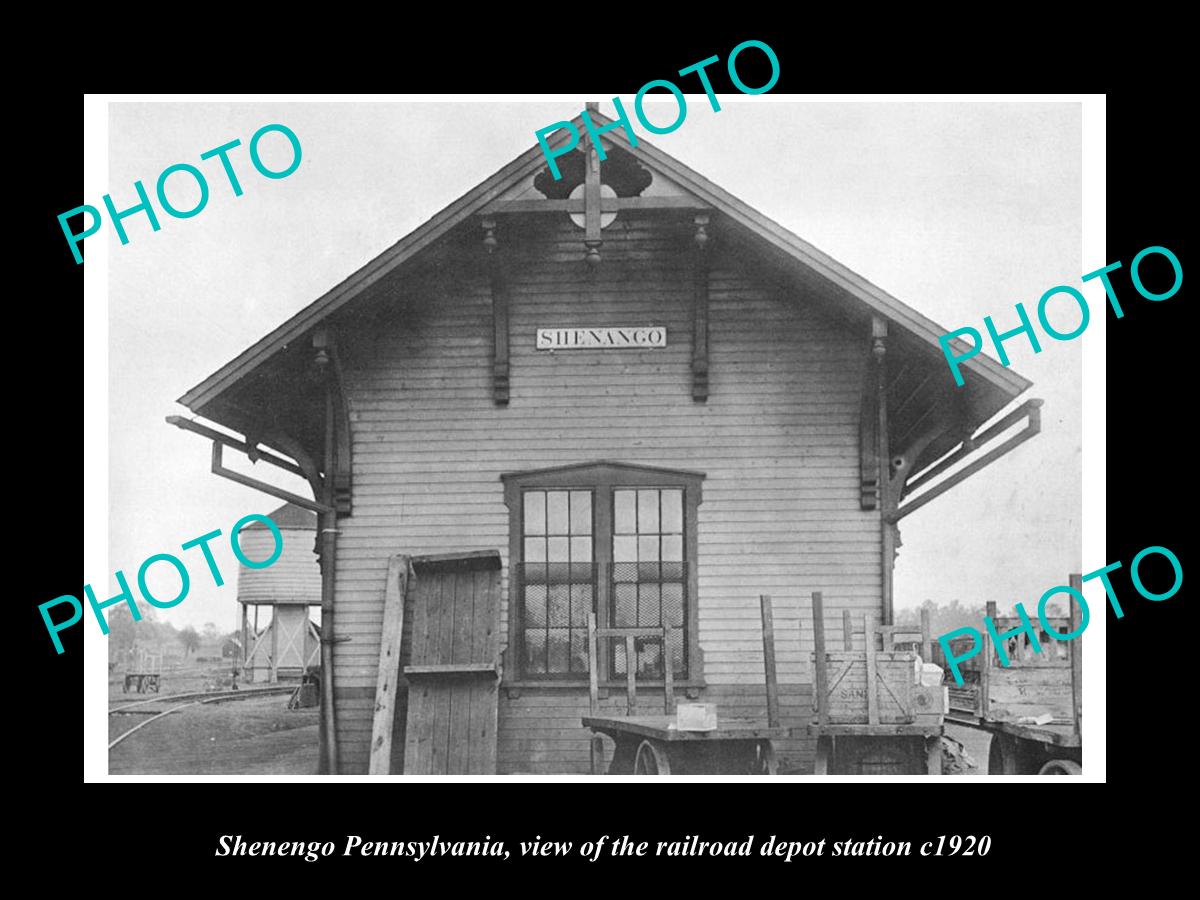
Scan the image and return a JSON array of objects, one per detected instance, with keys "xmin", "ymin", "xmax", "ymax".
[
  {"xmin": 638, "ymin": 640, "xmax": 662, "ymax": 677},
  {"xmin": 524, "ymin": 537, "xmax": 545, "ymax": 563},
  {"xmin": 638, "ymin": 490, "xmax": 659, "ymax": 534},
  {"xmin": 661, "ymin": 583, "xmax": 684, "ymax": 627},
  {"xmin": 613, "ymin": 638, "xmax": 627, "ymax": 676},
  {"xmin": 524, "ymin": 492, "xmax": 545, "ymax": 535},
  {"xmin": 614, "ymin": 584, "xmax": 637, "ymax": 626},
  {"xmin": 661, "ymin": 534, "xmax": 683, "ymax": 562},
  {"xmin": 639, "ymin": 535, "xmax": 660, "ymax": 562},
  {"xmin": 638, "ymin": 583, "xmax": 661, "ymax": 626},
  {"xmin": 525, "ymin": 630, "xmax": 546, "ymax": 674},
  {"xmin": 614, "ymin": 490, "xmax": 636, "ymax": 534},
  {"xmin": 570, "ymin": 536, "xmax": 592, "ymax": 564},
  {"xmin": 547, "ymin": 629, "xmax": 570, "ymax": 672},
  {"xmin": 570, "ymin": 584, "xmax": 593, "ymax": 626},
  {"xmin": 638, "ymin": 561, "xmax": 662, "ymax": 583},
  {"xmin": 524, "ymin": 585, "xmax": 546, "ymax": 628},
  {"xmin": 548, "ymin": 584, "xmax": 570, "ymax": 626},
  {"xmin": 661, "ymin": 489, "xmax": 683, "ymax": 533},
  {"xmin": 570, "ymin": 491, "xmax": 592, "ymax": 535},
  {"xmin": 613, "ymin": 535, "xmax": 637, "ymax": 563},
  {"xmin": 667, "ymin": 628, "xmax": 684, "ymax": 675},
  {"xmin": 546, "ymin": 491, "xmax": 569, "ymax": 535},
  {"xmin": 547, "ymin": 536, "xmax": 569, "ymax": 563},
  {"xmin": 570, "ymin": 629, "xmax": 588, "ymax": 674}
]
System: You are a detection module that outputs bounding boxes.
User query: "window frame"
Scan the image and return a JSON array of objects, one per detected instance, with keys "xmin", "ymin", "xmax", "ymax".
[{"xmin": 501, "ymin": 461, "xmax": 705, "ymax": 690}]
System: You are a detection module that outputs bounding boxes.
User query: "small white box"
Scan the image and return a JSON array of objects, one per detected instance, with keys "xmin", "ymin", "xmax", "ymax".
[{"xmin": 676, "ymin": 703, "xmax": 718, "ymax": 731}]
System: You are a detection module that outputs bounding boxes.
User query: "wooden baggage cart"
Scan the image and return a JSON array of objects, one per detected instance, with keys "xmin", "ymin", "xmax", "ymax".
[
  {"xmin": 581, "ymin": 715, "xmax": 785, "ymax": 775},
  {"xmin": 805, "ymin": 591, "xmax": 946, "ymax": 775},
  {"xmin": 582, "ymin": 595, "xmax": 785, "ymax": 775},
  {"xmin": 123, "ymin": 673, "xmax": 161, "ymax": 694},
  {"xmin": 122, "ymin": 648, "xmax": 162, "ymax": 694},
  {"xmin": 944, "ymin": 576, "xmax": 1083, "ymax": 775}
]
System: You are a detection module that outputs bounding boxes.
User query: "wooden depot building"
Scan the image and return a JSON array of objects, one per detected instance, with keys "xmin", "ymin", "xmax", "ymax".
[{"xmin": 168, "ymin": 108, "xmax": 1041, "ymax": 774}]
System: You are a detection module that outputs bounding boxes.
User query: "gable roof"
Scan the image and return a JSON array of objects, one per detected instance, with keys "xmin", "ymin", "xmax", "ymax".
[
  {"xmin": 179, "ymin": 109, "xmax": 1029, "ymax": 413},
  {"xmin": 245, "ymin": 502, "xmax": 317, "ymax": 531}
]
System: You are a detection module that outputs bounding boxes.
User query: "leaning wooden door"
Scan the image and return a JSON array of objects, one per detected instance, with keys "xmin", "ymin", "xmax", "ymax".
[{"xmin": 403, "ymin": 551, "xmax": 502, "ymax": 774}]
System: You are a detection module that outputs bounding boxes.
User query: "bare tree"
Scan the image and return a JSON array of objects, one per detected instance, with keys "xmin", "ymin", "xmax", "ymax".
[{"xmin": 178, "ymin": 625, "xmax": 201, "ymax": 656}]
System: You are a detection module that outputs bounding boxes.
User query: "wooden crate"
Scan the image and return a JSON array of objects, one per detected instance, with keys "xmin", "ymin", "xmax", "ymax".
[
  {"xmin": 817, "ymin": 651, "xmax": 916, "ymax": 724},
  {"xmin": 809, "ymin": 595, "xmax": 942, "ymax": 729}
]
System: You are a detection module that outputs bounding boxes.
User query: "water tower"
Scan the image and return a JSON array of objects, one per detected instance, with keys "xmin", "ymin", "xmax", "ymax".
[{"xmin": 237, "ymin": 502, "xmax": 322, "ymax": 682}]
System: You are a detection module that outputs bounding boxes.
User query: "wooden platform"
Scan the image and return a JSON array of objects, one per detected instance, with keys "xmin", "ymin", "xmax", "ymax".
[
  {"xmin": 804, "ymin": 723, "xmax": 942, "ymax": 737},
  {"xmin": 583, "ymin": 715, "xmax": 786, "ymax": 742},
  {"xmin": 946, "ymin": 714, "xmax": 1080, "ymax": 748}
]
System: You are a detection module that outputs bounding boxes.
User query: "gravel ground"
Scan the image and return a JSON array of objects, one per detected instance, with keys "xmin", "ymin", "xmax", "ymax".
[{"xmin": 109, "ymin": 694, "xmax": 319, "ymax": 775}]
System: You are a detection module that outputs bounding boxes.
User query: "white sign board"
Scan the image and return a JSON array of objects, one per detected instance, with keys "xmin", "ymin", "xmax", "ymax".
[{"xmin": 536, "ymin": 327, "xmax": 666, "ymax": 350}]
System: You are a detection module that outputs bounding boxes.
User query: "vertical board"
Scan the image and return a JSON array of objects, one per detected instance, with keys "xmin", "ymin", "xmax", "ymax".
[
  {"xmin": 369, "ymin": 555, "xmax": 409, "ymax": 775},
  {"xmin": 470, "ymin": 567, "xmax": 500, "ymax": 774},
  {"xmin": 405, "ymin": 571, "xmax": 434, "ymax": 773}
]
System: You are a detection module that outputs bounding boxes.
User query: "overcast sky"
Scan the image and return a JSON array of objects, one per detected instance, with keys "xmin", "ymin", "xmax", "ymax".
[{"xmin": 106, "ymin": 99, "xmax": 1082, "ymax": 634}]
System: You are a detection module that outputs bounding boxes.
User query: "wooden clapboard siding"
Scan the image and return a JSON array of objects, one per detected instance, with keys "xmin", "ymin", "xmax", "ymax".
[
  {"xmin": 235, "ymin": 527, "xmax": 321, "ymax": 606},
  {"xmin": 329, "ymin": 212, "xmax": 882, "ymax": 774}
]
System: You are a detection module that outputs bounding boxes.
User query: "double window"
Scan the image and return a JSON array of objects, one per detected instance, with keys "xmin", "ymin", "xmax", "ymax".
[{"xmin": 502, "ymin": 462, "xmax": 704, "ymax": 685}]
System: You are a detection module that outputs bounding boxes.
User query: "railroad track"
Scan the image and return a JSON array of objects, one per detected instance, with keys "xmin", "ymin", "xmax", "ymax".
[{"xmin": 108, "ymin": 686, "xmax": 297, "ymax": 751}]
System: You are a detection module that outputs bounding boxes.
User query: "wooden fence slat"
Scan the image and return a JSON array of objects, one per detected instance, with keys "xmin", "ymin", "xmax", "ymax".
[
  {"xmin": 760, "ymin": 595, "xmax": 780, "ymax": 728},
  {"xmin": 625, "ymin": 635, "xmax": 637, "ymax": 715},
  {"xmin": 369, "ymin": 554, "xmax": 410, "ymax": 775},
  {"xmin": 864, "ymin": 613, "xmax": 879, "ymax": 725},
  {"xmin": 662, "ymin": 625, "xmax": 675, "ymax": 715},
  {"xmin": 1069, "ymin": 573, "xmax": 1083, "ymax": 739},
  {"xmin": 812, "ymin": 591, "xmax": 829, "ymax": 727}
]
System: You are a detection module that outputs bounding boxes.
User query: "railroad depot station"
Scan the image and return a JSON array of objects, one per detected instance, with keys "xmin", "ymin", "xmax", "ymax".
[{"xmin": 159, "ymin": 107, "xmax": 1073, "ymax": 776}]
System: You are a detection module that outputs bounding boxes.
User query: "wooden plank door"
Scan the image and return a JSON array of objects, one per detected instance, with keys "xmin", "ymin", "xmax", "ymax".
[{"xmin": 403, "ymin": 552, "xmax": 501, "ymax": 774}]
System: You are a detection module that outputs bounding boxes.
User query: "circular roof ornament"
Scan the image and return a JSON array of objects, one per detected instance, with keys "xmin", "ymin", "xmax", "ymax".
[{"xmin": 569, "ymin": 183, "xmax": 618, "ymax": 230}]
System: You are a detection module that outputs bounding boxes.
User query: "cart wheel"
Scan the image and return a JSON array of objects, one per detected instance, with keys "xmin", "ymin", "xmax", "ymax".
[
  {"xmin": 634, "ymin": 740, "xmax": 671, "ymax": 775},
  {"xmin": 750, "ymin": 740, "xmax": 778, "ymax": 775},
  {"xmin": 814, "ymin": 736, "xmax": 832, "ymax": 775},
  {"xmin": 1037, "ymin": 759, "xmax": 1081, "ymax": 776},
  {"xmin": 988, "ymin": 734, "xmax": 1020, "ymax": 774}
]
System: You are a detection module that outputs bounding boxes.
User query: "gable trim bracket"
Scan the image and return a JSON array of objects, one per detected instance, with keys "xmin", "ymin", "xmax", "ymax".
[
  {"xmin": 165, "ymin": 415, "xmax": 333, "ymax": 515},
  {"xmin": 859, "ymin": 317, "xmax": 889, "ymax": 509},
  {"xmin": 886, "ymin": 398, "xmax": 1044, "ymax": 524},
  {"xmin": 692, "ymin": 213, "xmax": 711, "ymax": 402},
  {"xmin": 313, "ymin": 327, "xmax": 354, "ymax": 515},
  {"xmin": 481, "ymin": 217, "xmax": 510, "ymax": 404}
]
